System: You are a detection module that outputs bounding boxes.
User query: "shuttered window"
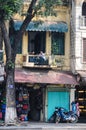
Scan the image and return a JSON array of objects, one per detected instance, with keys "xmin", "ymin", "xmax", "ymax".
[
  {"xmin": 83, "ymin": 38, "xmax": 86, "ymax": 62},
  {"xmin": 10, "ymin": 32, "xmax": 22, "ymax": 54},
  {"xmin": 51, "ymin": 32, "xmax": 65, "ymax": 55}
]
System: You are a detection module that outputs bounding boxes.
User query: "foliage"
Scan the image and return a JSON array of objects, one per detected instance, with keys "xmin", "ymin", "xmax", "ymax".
[
  {"xmin": 21, "ymin": 0, "xmax": 69, "ymax": 18},
  {"xmin": 28, "ymin": 0, "xmax": 63, "ymax": 17},
  {"xmin": 6, "ymin": 60, "xmax": 15, "ymax": 70},
  {"xmin": 0, "ymin": 0, "xmax": 67, "ymax": 20},
  {"xmin": 0, "ymin": 0, "xmax": 23, "ymax": 20}
]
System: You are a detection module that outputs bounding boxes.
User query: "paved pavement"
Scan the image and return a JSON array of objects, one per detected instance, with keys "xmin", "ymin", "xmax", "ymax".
[{"xmin": 0, "ymin": 122, "xmax": 86, "ymax": 130}]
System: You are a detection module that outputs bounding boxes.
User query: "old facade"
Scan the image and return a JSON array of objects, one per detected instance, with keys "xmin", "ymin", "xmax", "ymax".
[
  {"xmin": 2, "ymin": 0, "xmax": 79, "ymax": 122},
  {"xmin": 71, "ymin": 0, "xmax": 86, "ymax": 117}
]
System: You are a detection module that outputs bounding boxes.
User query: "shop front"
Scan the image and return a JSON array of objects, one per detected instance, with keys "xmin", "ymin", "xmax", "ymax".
[
  {"xmin": 14, "ymin": 68, "xmax": 78, "ymax": 122},
  {"xmin": 75, "ymin": 71, "xmax": 86, "ymax": 117},
  {"xmin": 15, "ymin": 84, "xmax": 43, "ymax": 121}
]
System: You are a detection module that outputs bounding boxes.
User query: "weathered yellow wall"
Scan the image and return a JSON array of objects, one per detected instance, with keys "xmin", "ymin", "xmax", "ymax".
[
  {"xmin": 46, "ymin": 32, "xmax": 51, "ymax": 55},
  {"xmin": 22, "ymin": 32, "xmax": 28, "ymax": 55},
  {"xmin": 14, "ymin": 4, "xmax": 71, "ymax": 70},
  {"xmin": 15, "ymin": 32, "xmax": 28, "ymax": 67},
  {"xmin": 15, "ymin": 54, "xmax": 23, "ymax": 67}
]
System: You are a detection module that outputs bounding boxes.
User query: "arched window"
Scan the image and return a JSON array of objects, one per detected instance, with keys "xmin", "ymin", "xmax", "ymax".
[{"xmin": 82, "ymin": 2, "xmax": 86, "ymax": 16}]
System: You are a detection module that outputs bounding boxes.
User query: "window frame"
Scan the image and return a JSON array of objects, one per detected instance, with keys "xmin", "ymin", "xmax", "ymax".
[{"xmin": 51, "ymin": 32, "xmax": 65, "ymax": 55}]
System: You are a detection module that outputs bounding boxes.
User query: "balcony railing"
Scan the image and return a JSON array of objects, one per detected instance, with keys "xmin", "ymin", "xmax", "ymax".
[
  {"xmin": 80, "ymin": 16, "xmax": 86, "ymax": 27},
  {"xmin": 23, "ymin": 54, "xmax": 64, "ymax": 68},
  {"xmin": 23, "ymin": 54, "xmax": 49, "ymax": 67}
]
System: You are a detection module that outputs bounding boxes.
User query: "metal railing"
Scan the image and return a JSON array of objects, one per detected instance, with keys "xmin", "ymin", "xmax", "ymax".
[
  {"xmin": 23, "ymin": 54, "xmax": 64, "ymax": 68},
  {"xmin": 23, "ymin": 54, "xmax": 49, "ymax": 67}
]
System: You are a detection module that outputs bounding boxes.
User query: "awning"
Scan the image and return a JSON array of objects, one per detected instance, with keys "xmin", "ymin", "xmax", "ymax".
[
  {"xmin": 77, "ymin": 71, "xmax": 86, "ymax": 78},
  {"xmin": 15, "ymin": 69, "xmax": 78, "ymax": 85},
  {"xmin": 14, "ymin": 21, "xmax": 68, "ymax": 32}
]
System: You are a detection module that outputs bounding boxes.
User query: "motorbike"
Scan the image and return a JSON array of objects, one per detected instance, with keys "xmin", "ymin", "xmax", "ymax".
[
  {"xmin": 48, "ymin": 107, "xmax": 61, "ymax": 123},
  {"xmin": 48, "ymin": 107, "xmax": 78, "ymax": 123}
]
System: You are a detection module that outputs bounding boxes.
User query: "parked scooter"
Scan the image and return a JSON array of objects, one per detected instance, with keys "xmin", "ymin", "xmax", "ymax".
[
  {"xmin": 48, "ymin": 107, "xmax": 60, "ymax": 123},
  {"xmin": 48, "ymin": 107, "xmax": 79, "ymax": 123}
]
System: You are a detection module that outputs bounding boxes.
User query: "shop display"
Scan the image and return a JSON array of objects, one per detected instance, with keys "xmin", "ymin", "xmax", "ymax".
[
  {"xmin": 16, "ymin": 86, "xmax": 30, "ymax": 121},
  {"xmin": 0, "ymin": 86, "xmax": 30, "ymax": 122},
  {"xmin": 0, "ymin": 85, "xmax": 42, "ymax": 122},
  {"xmin": 0, "ymin": 88, "xmax": 6, "ymax": 121}
]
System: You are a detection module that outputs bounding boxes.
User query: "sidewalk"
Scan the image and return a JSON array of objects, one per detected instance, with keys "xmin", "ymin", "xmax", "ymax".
[{"xmin": 0, "ymin": 122, "xmax": 86, "ymax": 130}]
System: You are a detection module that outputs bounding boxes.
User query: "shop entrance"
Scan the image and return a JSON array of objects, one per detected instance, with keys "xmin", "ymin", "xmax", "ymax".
[
  {"xmin": 16, "ymin": 85, "xmax": 43, "ymax": 121},
  {"xmin": 75, "ymin": 85, "xmax": 86, "ymax": 117},
  {"xmin": 28, "ymin": 88, "xmax": 43, "ymax": 121}
]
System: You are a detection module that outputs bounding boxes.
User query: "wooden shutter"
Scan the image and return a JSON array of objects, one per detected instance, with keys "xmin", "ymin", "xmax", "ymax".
[
  {"xmin": 83, "ymin": 38, "xmax": 86, "ymax": 62},
  {"xmin": 51, "ymin": 32, "xmax": 64, "ymax": 55}
]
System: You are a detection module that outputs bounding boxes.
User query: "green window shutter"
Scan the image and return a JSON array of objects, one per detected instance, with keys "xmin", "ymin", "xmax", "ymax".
[
  {"xmin": 10, "ymin": 32, "xmax": 22, "ymax": 54},
  {"xmin": 51, "ymin": 32, "xmax": 65, "ymax": 55}
]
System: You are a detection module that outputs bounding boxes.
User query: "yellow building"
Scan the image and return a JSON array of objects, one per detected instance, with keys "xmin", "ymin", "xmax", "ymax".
[
  {"xmin": 13, "ymin": 2, "xmax": 70, "ymax": 70},
  {"xmin": 8, "ymin": 1, "xmax": 78, "ymax": 122}
]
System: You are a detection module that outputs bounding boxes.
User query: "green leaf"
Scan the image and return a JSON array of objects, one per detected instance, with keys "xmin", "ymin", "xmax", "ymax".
[{"xmin": 0, "ymin": 0, "xmax": 23, "ymax": 20}]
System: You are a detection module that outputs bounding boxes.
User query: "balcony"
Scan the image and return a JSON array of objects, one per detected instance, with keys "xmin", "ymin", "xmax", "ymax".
[
  {"xmin": 80, "ymin": 16, "xmax": 86, "ymax": 29},
  {"xmin": 22, "ymin": 54, "xmax": 64, "ymax": 69},
  {"xmin": 23, "ymin": 54, "xmax": 49, "ymax": 68}
]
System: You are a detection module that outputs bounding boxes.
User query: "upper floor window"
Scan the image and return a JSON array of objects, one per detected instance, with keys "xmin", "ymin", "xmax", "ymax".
[
  {"xmin": 9, "ymin": 22, "xmax": 22, "ymax": 54},
  {"xmin": 28, "ymin": 31, "xmax": 46, "ymax": 54},
  {"xmin": 10, "ymin": 31, "xmax": 22, "ymax": 54},
  {"xmin": 82, "ymin": 2, "xmax": 86, "ymax": 16},
  {"xmin": 83, "ymin": 38, "xmax": 86, "ymax": 62},
  {"xmin": 51, "ymin": 32, "xmax": 65, "ymax": 55}
]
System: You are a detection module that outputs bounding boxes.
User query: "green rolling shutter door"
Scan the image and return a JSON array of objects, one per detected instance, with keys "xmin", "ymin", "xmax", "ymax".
[{"xmin": 47, "ymin": 91, "xmax": 69, "ymax": 120}]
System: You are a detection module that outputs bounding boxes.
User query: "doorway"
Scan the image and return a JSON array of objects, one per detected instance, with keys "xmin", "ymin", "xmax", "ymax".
[
  {"xmin": 28, "ymin": 88, "xmax": 43, "ymax": 121},
  {"xmin": 28, "ymin": 31, "xmax": 46, "ymax": 54}
]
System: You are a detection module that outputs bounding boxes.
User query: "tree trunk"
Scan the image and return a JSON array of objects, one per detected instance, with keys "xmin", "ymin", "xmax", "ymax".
[
  {"xmin": 0, "ymin": 1, "xmax": 37, "ymax": 125},
  {"xmin": 0, "ymin": 28, "xmax": 3, "ymax": 49},
  {"xmin": 5, "ymin": 69, "xmax": 17, "ymax": 125},
  {"xmin": 0, "ymin": 21, "xmax": 17, "ymax": 125}
]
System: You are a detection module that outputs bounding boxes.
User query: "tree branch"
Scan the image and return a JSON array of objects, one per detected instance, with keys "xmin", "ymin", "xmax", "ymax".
[
  {"xmin": 13, "ymin": 0, "xmax": 38, "ymax": 54},
  {"xmin": 0, "ymin": 20, "xmax": 12, "ymax": 61}
]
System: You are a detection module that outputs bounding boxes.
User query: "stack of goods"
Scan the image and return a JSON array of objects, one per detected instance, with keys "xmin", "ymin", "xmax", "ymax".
[
  {"xmin": 0, "ymin": 88, "xmax": 6, "ymax": 121},
  {"xmin": 16, "ymin": 87, "xmax": 29, "ymax": 121}
]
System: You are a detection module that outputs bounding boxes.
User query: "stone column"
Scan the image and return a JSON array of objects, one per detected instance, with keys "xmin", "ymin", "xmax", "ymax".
[{"xmin": 70, "ymin": 87, "xmax": 76, "ymax": 110}]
